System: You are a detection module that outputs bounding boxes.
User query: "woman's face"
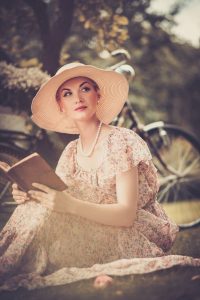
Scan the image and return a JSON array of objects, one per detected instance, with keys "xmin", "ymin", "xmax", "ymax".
[{"xmin": 56, "ymin": 76, "xmax": 100, "ymax": 122}]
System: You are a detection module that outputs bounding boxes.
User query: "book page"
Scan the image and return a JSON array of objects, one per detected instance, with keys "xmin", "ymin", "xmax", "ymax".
[
  {"xmin": 0, "ymin": 161, "xmax": 11, "ymax": 172},
  {"xmin": 10, "ymin": 152, "xmax": 39, "ymax": 170}
]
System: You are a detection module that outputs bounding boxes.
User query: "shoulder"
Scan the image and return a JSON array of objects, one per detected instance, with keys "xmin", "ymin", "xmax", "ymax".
[
  {"xmin": 110, "ymin": 126, "xmax": 147, "ymax": 147},
  {"xmin": 65, "ymin": 139, "xmax": 77, "ymax": 152},
  {"xmin": 109, "ymin": 125, "xmax": 152, "ymax": 160},
  {"xmin": 58, "ymin": 139, "xmax": 77, "ymax": 160},
  {"xmin": 56, "ymin": 139, "xmax": 77, "ymax": 173},
  {"xmin": 110, "ymin": 125, "xmax": 139, "ymax": 137}
]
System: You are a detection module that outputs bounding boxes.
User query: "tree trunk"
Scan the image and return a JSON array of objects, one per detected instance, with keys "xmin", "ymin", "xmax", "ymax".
[{"xmin": 25, "ymin": 0, "xmax": 74, "ymax": 74}]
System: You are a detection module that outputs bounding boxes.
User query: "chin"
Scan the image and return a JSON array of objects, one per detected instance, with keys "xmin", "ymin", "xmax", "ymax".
[{"xmin": 73, "ymin": 113, "xmax": 96, "ymax": 122}]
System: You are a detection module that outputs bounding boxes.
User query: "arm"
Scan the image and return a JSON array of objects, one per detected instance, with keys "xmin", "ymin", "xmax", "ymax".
[
  {"xmin": 29, "ymin": 166, "xmax": 139, "ymax": 227},
  {"xmin": 66, "ymin": 166, "xmax": 138, "ymax": 227}
]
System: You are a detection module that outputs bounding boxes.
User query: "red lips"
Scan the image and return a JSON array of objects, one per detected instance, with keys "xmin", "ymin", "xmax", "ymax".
[{"xmin": 75, "ymin": 106, "xmax": 87, "ymax": 111}]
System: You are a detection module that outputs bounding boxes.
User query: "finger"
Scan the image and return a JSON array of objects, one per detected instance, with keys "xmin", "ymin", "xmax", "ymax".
[
  {"xmin": 14, "ymin": 197, "xmax": 28, "ymax": 204},
  {"xmin": 28, "ymin": 190, "xmax": 48, "ymax": 201},
  {"xmin": 15, "ymin": 198, "xmax": 26, "ymax": 204},
  {"xmin": 28, "ymin": 191, "xmax": 53, "ymax": 209},
  {"xmin": 14, "ymin": 195, "xmax": 30, "ymax": 201},
  {"xmin": 29, "ymin": 195, "xmax": 52, "ymax": 209},
  {"xmin": 12, "ymin": 194, "xmax": 30, "ymax": 202},
  {"xmin": 16, "ymin": 198, "xmax": 31, "ymax": 204},
  {"xmin": 12, "ymin": 183, "xmax": 23, "ymax": 192},
  {"xmin": 38, "ymin": 200, "xmax": 54, "ymax": 210},
  {"xmin": 12, "ymin": 190, "xmax": 28, "ymax": 197},
  {"xmin": 32, "ymin": 183, "xmax": 52, "ymax": 193},
  {"xmin": 12, "ymin": 183, "xmax": 18, "ymax": 189}
]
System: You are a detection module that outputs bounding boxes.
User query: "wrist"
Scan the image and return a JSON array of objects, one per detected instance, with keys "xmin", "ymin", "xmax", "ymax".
[{"xmin": 63, "ymin": 191, "xmax": 76, "ymax": 215}]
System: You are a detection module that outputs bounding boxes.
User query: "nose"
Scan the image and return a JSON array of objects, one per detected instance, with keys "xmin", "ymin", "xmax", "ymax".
[
  {"xmin": 75, "ymin": 91, "xmax": 84, "ymax": 103},
  {"xmin": 75, "ymin": 98, "xmax": 83, "ymax": 104}
]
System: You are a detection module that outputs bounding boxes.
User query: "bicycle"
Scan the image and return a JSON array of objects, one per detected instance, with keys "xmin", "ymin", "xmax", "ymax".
[
  {"xmin": 0, "ymin": 113, "xmax": 45, "ymax": 214},
  {"xmin": 0, "ymin": 113, "xmax": 75, "ymax": 215},
  {"xmin": 0, "ymin": 49, "xmax": 200, "ymax": 229},
  {"xmin": 109, "ymin": 49, "xmax": 200, "ymax": 229}
]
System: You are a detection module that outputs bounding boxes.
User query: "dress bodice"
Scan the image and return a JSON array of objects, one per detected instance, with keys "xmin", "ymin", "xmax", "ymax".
[{"xmin": 55, "ymin": 126, "xmax": 159, "ymax": 209}]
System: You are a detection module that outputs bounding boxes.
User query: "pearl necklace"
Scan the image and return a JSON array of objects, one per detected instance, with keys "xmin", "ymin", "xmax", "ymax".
[{"xmin": 78, "ymin": 121, "xmax": 103, "ymax": 157}]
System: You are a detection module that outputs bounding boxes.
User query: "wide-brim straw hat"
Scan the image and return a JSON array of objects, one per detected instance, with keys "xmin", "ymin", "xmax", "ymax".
[{"xmin": 31, "ymin": 62, "xmax": 129, "ymax": 134}]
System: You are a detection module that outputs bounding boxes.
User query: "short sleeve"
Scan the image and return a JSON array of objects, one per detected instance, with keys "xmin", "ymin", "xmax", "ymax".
[
  {"xmin": 55, "ymin": 140, "xmax": 76, "ymax": 183},
  {"xmin": 108, "ymin": 127, "xmax": 152, "ymax": 175},
  {"xmin": 106, "ymin": 128, "xmax": 159, "ymax": 207}
]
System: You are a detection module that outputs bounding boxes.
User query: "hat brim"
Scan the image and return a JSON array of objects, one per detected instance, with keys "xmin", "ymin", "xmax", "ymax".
[{"xmin": 31, "ymin": 65, "xmax": 129, "ymax": 134}]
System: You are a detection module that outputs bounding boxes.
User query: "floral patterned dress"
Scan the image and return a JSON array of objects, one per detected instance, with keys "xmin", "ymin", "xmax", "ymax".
[{"xmin": 0, "ymin": 126, "xmax": 199, "ymax": 291}]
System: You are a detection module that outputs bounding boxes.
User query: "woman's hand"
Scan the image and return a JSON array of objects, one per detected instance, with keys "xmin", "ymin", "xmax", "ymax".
[
  {"xmin": 28, "ymin": 183, "xmax": 70, "ymax": 213},
  {"xmin": 12, "ymin": 183, "xmax": 30, "ymax": 204}
]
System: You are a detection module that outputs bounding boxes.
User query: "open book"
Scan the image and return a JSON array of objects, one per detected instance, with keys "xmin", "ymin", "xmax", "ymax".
[{"xmin": 0, "ymin": 152, "xmax": 67, "ymax": 192}]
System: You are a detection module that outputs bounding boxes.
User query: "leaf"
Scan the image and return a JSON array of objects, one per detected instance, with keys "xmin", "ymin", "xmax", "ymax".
[
  {"xmin": 78, "ymin": 15, "xmax": 85, "ymax": 22},
  {"xmin": 19, "ymin": 58, "xmax": 40, "ymax": 68},
  {"xmin": 118, "ymin": 17, "xmax": 129, "ymax": 25},
  {"xmin": 116, "ymin": 16, "xmax": 129, "ymax": 25},
  {"xmin": 84, "ymin": 20, "xmax": 91, "ymax": 29}
]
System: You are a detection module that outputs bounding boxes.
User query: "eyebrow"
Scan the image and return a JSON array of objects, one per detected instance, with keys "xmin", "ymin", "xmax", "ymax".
[
  {"xmin": 60, "ymin": 81, "xmax": 90, "ymax": 92},
  {"xmin": 80, "ymin": 81, "xmax": 89, "ymax": 87}
]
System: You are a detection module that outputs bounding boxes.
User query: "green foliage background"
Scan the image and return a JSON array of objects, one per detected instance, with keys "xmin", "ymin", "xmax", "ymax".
[{"xmin": 0, "ymin": 0, "xmax": 199, "ymax": 139}]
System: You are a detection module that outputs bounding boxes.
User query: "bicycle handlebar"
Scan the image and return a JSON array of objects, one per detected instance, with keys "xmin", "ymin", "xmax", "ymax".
[
  {"xmin": 110, "ymin": 48, "xmax": 131, "ymax": 60},
  {"xmin": 107, "ymin": 48, "xmax": 135, "ymax": 82}
]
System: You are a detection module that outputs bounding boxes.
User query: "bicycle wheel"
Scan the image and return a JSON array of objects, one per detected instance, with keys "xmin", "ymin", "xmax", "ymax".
[
  {"xmin": 145, "ymin": 124, "xmax": 200, "ymax": 228},
  {"xmin": 0, "ymin": 146, "xmax": 23, "ymax": 212}
]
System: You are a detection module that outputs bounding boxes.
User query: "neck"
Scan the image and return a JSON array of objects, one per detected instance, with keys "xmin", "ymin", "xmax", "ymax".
[
  {"xmin": 76, "ymin": 119, "xmax": 102, "ymax": 146},
  {"xmin": 77, "ymin": 119, "xmax": 103, "ymax": 157}
]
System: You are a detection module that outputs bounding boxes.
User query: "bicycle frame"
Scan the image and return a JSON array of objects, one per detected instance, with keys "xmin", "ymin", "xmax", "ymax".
[
  {"xmin": 113, "ymin": 100, "xmax": 200, "ymax": 178},
  {"xmin": 0, "ymin": 127, "xmax": 46, "ymax": 156},
  {"xmin": 141, "ymin": 124, "xmax": 183, "ymax": 177}
]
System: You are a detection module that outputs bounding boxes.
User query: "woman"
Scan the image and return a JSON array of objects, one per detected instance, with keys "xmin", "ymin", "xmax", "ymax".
[{"xmin": 0, "ymin": 62, "xmax": 199, "ymax": 291}]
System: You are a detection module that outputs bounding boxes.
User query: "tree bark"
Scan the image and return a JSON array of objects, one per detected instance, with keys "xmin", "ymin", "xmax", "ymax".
[{"xmin": 25, "ymin": 0, "xmax": 74, "ymax": 74}]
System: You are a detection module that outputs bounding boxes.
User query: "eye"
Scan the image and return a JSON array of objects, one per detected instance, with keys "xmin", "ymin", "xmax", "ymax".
[
  {"xmin": 81, "ymin": 86, "xmax": 91, "ymax": 92},
  {"xmin": 63, "ymin": 91, "xmax": 72, "ymax": 97}
]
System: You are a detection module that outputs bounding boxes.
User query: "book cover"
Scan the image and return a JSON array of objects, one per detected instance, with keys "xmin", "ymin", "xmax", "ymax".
[{"xmin": 0, "ymin": 152, "xmax": 67, "ymax": 192}]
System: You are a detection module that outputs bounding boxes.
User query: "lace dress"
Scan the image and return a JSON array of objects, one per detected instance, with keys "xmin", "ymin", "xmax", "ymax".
[{"xmin": 0, "ymin": 126, "xmax": 199, "ymax": 291}]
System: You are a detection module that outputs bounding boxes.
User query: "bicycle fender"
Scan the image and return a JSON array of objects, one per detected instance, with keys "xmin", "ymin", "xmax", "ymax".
[
  {"xmin": 143, "ymin": 122, "xmax": 199, "ymax": 139},
  {"xmin": 143, "ymin": 121, "xmax": 165, "ymax": 132},
  {"xmin": 143, "ymin": 122, "xmax": 200, "ymax": 151}
]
